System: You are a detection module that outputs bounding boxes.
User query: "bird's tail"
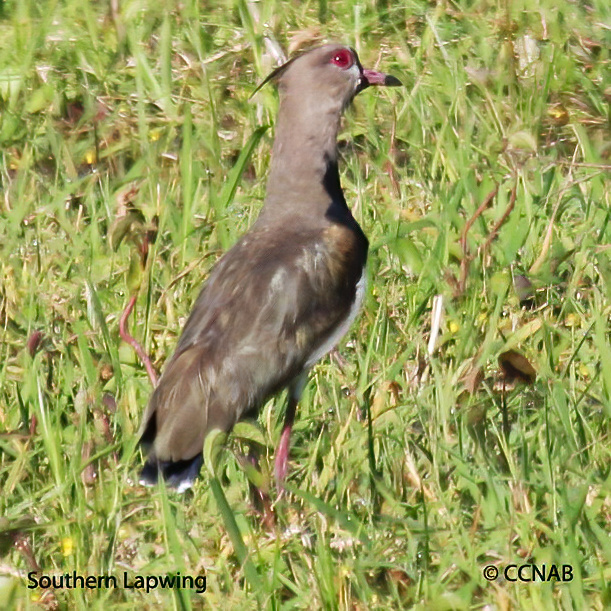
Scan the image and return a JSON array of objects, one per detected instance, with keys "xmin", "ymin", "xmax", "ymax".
[{"xmin": 139, "ymin": 454, "xmax": 203, "ymax": 493}]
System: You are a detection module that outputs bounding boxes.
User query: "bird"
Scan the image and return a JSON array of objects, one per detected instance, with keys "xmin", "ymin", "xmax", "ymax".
[{"xmin": 138, "ymin": 43, "xmax": 401, "ymax": 492}]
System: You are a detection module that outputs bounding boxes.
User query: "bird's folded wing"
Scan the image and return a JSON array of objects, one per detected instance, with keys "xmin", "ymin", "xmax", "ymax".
[{"xmin": 141, "ymin": 224, "xmax": 363, "ymax": 463}]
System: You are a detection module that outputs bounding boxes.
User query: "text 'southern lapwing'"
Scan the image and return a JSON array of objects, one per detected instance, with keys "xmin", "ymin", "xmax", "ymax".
[{"xmin": 139, "ymin": 44, "xmax": 401, "ymax": 491}]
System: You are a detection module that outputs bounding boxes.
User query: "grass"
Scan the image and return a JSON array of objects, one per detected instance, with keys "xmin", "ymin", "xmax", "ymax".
[{"xmin": 1, "ymin": 0, "xmax": 609, "ymax": 608}]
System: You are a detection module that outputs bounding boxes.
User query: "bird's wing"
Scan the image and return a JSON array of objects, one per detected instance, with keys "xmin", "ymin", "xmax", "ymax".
[{"xmin": 141, "ymin": 221, "xmax": 365, "ymax": 463}]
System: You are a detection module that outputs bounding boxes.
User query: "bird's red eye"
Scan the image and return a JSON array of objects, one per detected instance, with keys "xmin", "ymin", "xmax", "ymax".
[{"xmin": 330, "ymin": 49, "xmax": 353, "ymax": 69}]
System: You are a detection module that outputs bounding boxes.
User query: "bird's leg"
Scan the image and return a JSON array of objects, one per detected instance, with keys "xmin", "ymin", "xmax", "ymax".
[
  {"xmin": 119, "ymin": 294, "xmax": 158, "ymax": 387},
  {"xmin": 244, "ymin": 446, "xmax": 275, "ymax": 529},
  {"xmin": 274, "ymin": 374, "xmax": 307, "ymax": 488},
  {"xmin": 274, "ymin": 395, "xmax": 296, "ymax": 487},
  {"xmin": 119, "ymin": 231, "xmax": 158, "ymax": 387}
]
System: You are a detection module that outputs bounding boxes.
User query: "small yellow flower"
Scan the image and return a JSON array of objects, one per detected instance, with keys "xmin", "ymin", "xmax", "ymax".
[
  {"xmin": 448, "ymin": 320, "xmax": 460, "ymax": 334},
  {"xmin": 84, "ymin": 149, "xmax": 96, "ymax": 165},
  {"xmin": 61, "ymin": 536, "xmax": 74, "ymax": 557},
  {"xmin": 547, "ymin": 104, "xmax": 569, "ymax": 125},
  {"xmin": 564, "ymin": 313, "xmax": 578, "ymax": 327}
]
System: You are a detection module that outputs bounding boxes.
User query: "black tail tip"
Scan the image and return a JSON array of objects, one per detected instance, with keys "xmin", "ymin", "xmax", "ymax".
[{"xmin": 139, "ymin": 454, "xmax": 204, "ymax": 493}]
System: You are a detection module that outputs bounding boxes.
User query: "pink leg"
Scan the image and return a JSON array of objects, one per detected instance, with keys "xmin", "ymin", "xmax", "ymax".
[
  {"xmin": 119, "ymin": 294, "xmax": 158, "ymax": 387},
  {"xmin": 244, "ymin": 448, "xmax": 275, "ymax": 529},
  {"xmin": 274, "ymin": 376, "xmax": 305, "ymax": 486},
  {"xmin": 274, "ymin": 415, "xmax": 294, "ymax": 485}
]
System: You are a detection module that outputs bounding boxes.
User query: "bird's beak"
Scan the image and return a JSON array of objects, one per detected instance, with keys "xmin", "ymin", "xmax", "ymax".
[{"xmin": 360, "ymin": 69, "xmax": 402, "ymax": 88}]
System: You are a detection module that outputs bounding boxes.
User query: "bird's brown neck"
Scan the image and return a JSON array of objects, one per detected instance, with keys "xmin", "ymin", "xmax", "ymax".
[{"xmin": 262, "ymin": 91, "xmax": 345, "ymax": 222}]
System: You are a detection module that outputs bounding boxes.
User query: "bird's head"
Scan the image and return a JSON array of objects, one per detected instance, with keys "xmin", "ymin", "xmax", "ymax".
[{"xmin": 254, "ymin": 44, "xmax": 402, "ymax": 111}]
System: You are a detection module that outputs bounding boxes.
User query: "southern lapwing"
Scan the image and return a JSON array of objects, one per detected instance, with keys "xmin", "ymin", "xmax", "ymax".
[{"xmin": 139, "ymin": 44, "xmax": 401, "ymax": 491}]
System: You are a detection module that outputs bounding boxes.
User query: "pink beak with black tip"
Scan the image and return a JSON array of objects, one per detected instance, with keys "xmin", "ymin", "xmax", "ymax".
[{"xmin": 361, "ymin": 69, "xmax": 402, "ymax": 88}]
